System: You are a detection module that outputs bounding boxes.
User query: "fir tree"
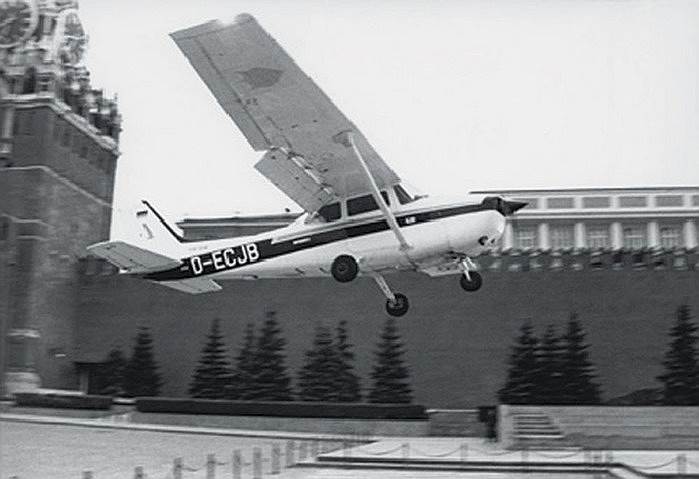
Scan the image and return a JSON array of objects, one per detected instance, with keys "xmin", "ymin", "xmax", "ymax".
[
  {"xmin": 658, "ymin": 304, "xmax": 699, "ymax": 405},
  {"xmin": 97, "ymin": 348, "xmax": 126, "ymax": 396},
  {"xmin": 189, "ymin": 319, "xmax": 231, "ymax": 399},
  {"xmin": 498, "ymin": 321, "xmax": 540, "ymax": 404},
  {"xmin": 559, "ymin": 313, "xmax": 601, "ymax": 404},
  {"xmin": 229, "ymin": 322, "xmax": 258, "ymax": 400},
  {"xmin": 250, "ymin": 311, "xmax": 293, "ymax": 401},
  {"xmin": 298, "ymin": 325, "xmax": 341, "ymax": 401},
  {"xmin": 122, "ymin": 327, "xmax": 162, "ymax": 397},
  {"xmin": 536, "ymin": 324, "xmax": 565, "ymax": 404},
  {"xmin": 368, "ymin": 317, "xmax": 413, "ymax": 404},
  {"xmin": 334, "ymin": 320, "xmax": 362, "ymax": 402}
]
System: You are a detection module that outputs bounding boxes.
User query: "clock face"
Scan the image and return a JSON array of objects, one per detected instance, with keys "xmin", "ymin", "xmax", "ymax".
[{"xmin": 0, "ymin": 0, "xmax": 38, "ymax": 49}]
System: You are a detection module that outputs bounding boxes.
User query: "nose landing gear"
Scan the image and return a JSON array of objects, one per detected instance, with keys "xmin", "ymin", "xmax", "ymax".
[
  {"xmin": 372, "ymin": 273, "xmax": 409, "ymax": 317},
  {"xmin": 458, "ymin": 256, "xmax": 483, "ymax": 292}
]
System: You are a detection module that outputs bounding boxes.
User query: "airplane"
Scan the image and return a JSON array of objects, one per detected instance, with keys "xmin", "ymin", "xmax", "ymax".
[{"xmin": 87, "ymin": 14, "xmax": 526, "ymax": 317}]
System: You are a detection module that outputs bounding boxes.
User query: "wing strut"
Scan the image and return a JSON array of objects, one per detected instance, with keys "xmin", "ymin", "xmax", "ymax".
[{"xmin": 346, "ymin": 132, "xmax": 411, "ymax": 251}]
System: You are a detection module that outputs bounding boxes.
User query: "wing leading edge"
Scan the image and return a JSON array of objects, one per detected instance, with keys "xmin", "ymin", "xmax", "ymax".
[{"xmin": 170, "ymin": 14, "xmax": 401, "ymax": 213}]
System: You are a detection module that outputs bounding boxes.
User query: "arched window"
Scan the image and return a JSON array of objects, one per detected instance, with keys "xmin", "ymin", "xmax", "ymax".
[{"xmin": 22, "ymin": 68, "xmax": 37, "ymax": 94}]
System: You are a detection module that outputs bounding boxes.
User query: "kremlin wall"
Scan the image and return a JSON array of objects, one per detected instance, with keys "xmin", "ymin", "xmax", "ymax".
[
  {"xmin": 2, "ymin": 1, "xmax": 699, "ymax": 408},
  {"xmin": 73, "ymin": 249, "xmax": 699, "ymax": 407}
]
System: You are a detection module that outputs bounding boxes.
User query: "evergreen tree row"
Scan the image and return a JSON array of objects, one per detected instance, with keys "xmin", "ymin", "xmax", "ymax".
[
  {"xmin": 95, "ymin": 326, "xmax": 162, "ymax": 398},
  {"xmin": 657, "ymin": 304, "xmax": 699, "ymax": 405},
  {"xmin": 498, "ymin": 313, "xmax": 601, "ymax": 405},
  {"xmin": 188, "ymin": 313, "xmax": 413, "ymax": 403}
]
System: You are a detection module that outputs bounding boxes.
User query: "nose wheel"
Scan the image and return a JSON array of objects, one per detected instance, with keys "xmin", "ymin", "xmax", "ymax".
[
  {"xmin": 372, "ymin": 273, "xmax": 409, "ymax": 317},
  {"xmin": 458, "ymin": 256, "xmax": 483, "ymax": 292},
  {"xmin": 386, "ymin": 293, "xmax": 409, "ymax": 317}
]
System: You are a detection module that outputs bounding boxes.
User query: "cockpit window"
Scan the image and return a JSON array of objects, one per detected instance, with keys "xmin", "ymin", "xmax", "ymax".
[
  {"xmin": 394, "ymin": 185, "xmax": 414, "ymax": 205},
  {"xmin": 318, "ymin": 202, "xmax": 341, "ymax": 222},
  {"xmin": 347, "ymin": 191, "xmax": 389, "ymax": 216}
]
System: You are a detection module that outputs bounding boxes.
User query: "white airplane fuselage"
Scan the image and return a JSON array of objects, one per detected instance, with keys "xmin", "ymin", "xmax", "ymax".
[{"xmin": 145, "ymin": 194, "xmax": 506, "ymax": 284}]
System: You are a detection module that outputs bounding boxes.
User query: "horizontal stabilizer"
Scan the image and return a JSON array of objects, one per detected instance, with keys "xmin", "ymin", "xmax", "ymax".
[
  {"xmin": 159, "ymin": 278, "xmax": 222, "ymax": 294},
  {"xmin": 87, "ymin": 241, "xmax": 181, "ymax": 274}
]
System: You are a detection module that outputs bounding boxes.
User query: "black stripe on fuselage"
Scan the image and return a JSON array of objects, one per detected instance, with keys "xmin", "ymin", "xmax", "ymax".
[{"xmin": 145, "ymin": 202, "xmax": 494, "ymax": 281}]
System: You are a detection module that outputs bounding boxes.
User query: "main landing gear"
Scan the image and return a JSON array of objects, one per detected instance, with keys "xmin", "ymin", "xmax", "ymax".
[
  {"xmin": 330, "ymin": 254, "xmax": 409, "ymax": 317},
  {"xmin": 458, "ymin": 256, "xmax": 482, "ymax": 292}
]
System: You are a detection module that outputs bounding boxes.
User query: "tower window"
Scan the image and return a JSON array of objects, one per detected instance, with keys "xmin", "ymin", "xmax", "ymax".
[
  {"xmin": 0, "ymin": 217, "xmax": 8, "ymax": 241},
  {"xmin": 54, "ymin": 119, "xmax": 62, "ymax": 140}
]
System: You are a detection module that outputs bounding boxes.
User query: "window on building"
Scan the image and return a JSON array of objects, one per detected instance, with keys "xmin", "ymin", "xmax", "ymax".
[
  {"xmin": 317, "ymin": 202, "xmax": 341, "ymax": 222},
  {"xmin": 587, "ymin": 225, "xmax": 610, "ymax": 249},
  {"xmin": 623, "ymin": 225, "xmax": 646, "ymax": 249},
  {"xmin": 12, "ymin": 114, "xmax": 21, "ymax": 135},
  {"xmin": 0, "ymin": 217, "xmax": 8, "ymax": 241},
  {"xmin": 514, "ymin": 226, "xmax": 537, "ymax": 250},
  {"xmin": 546, "ymin": 197, "xmax": 575, "ymax": 209},
  {"xmin": 583, "ymin": 196, "xmax": 611, "ymax": 208},
  {"xmin": 80, "ymin": 144, "xmax": 88, "ymax": 159},
  {"xmin": 550, "ymin": 225, "xmax": 574, "ymax": 250},
  {"xmin": 347, "ymin": 191, "xmax": 389, "ymax": 216},
  {"xmin": 660, "ymin": 225, "xmax": 682, "ymax": 249},
  {"xmin": 23, "ymin": 111, "xmax": 34, "ymax": 134},
  {"xmin": 61, "ymin": 127, "xmax": 70, "ymax": 146},
  {"xmin": 619, "ymin": 196, "xmax": 647, "ymax": 208},
  {"xmin": 53, "ymin": 119, "xmax": 61, "ymax": 140},
  {"xmin": 692, "ymin": 195, "xmax": 699, "ymax": 207},
  {"xmin": 655, "ymin": 195, "xmax": 683, "ymax": 207}
]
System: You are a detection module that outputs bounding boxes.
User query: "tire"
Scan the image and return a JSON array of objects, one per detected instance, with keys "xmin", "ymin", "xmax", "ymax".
[
  {"xmin": 460, "ymin": 271, "xmax": 483, "ymax": 292},
  {"xmin": 386, "ymin": 293, "xmax": 409, "ymax": 317},
  {"xmin": 331, "ymin": 255, "xmax": 358, "ymax": 283}
]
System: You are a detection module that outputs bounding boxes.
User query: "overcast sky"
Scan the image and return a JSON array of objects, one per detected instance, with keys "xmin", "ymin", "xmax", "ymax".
[{"xmin": 77, "ymin": 0, "xmax": 699, "ymax": 237}]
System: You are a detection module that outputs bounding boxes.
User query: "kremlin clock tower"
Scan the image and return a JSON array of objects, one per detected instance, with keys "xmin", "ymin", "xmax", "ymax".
[{"xmin": 0, "ymin": 0, "xmax": 120, "ymax": 395}]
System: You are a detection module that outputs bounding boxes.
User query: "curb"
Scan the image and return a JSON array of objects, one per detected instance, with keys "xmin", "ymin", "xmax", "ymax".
[{"xmin": 0, "ymin": 413, "xmax": 377, "ymax": 442}]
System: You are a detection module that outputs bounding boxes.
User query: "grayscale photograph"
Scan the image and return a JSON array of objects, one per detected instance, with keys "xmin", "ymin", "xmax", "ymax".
[{"xmin": 1, "ymin": 0, "xmax": 699, "ymax": 478}]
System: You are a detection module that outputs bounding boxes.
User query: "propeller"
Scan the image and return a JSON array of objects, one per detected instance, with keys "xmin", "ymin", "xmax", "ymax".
[{"xmin": 500, "ymin": 199, "xmax": 528, "ymax": 216}]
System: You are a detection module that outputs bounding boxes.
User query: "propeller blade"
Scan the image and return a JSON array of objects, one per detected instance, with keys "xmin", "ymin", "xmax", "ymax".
[{"xmin": 504, "ymin": 200, "xmax": 528, "ymax": 215}]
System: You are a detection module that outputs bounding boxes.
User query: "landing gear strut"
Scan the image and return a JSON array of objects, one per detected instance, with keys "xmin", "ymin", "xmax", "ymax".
[
  {"xmin": 372, "ymin": 274, "xmax": 409, "ymax": 317},
  {"xmin": 458, "ymin": 257, "xmax": 482, "ymax": 292}
]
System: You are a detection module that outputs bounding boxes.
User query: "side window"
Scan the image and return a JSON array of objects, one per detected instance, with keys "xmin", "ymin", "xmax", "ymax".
[
  {"xmin": 318, "ymin": 202, "xmax": 341, "ymax": 222},
  {"xmin": 347, "ymin": 193, "xmax": 388, "ymax": 216}
]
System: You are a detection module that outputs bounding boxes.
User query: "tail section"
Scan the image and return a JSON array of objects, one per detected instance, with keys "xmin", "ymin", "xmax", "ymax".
[
  {"xmin": 87, "ymin": 200, "xmax": 185, "ymax": 273},
  {"xmin": 87, "ymin": 240, "xmax": 181, "ymax": 274},
  {"xmin": 136, "ymin": 200, "xmax": 185, "ymax": 250}
]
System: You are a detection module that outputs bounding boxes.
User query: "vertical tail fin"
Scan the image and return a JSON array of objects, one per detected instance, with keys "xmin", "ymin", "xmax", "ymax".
[{"xmin": 135, "ymin": 200, "xmax": 185, "ymax": 256}]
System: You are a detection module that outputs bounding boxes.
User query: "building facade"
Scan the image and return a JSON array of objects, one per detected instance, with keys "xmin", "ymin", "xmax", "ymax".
[{"xmin": 0, "ymin": 0, "xmax": 120, "ymax": 396}]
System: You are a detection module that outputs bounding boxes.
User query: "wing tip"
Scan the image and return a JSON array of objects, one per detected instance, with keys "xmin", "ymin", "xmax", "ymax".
[{"xmin": 170, "ymin": 13, "xmax": 257, "ymax": 41}]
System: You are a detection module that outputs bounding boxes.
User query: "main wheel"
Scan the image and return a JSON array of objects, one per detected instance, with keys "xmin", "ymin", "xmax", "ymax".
[
  {"xmin": 460, "ymin": 271, "xmax": 483, "ymax": 292},
  {"xmin": 386, "ymin": 293, "xmax": 409, "ymax": 317},
  {"xmin": 331, "ymin": 255, "xmax": 358, "ymax": 283}
]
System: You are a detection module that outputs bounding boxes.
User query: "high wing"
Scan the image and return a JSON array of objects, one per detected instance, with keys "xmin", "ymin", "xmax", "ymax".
[{"xmin": 170, "ymin": 14, "xmax": 401, "ymax": 213}]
